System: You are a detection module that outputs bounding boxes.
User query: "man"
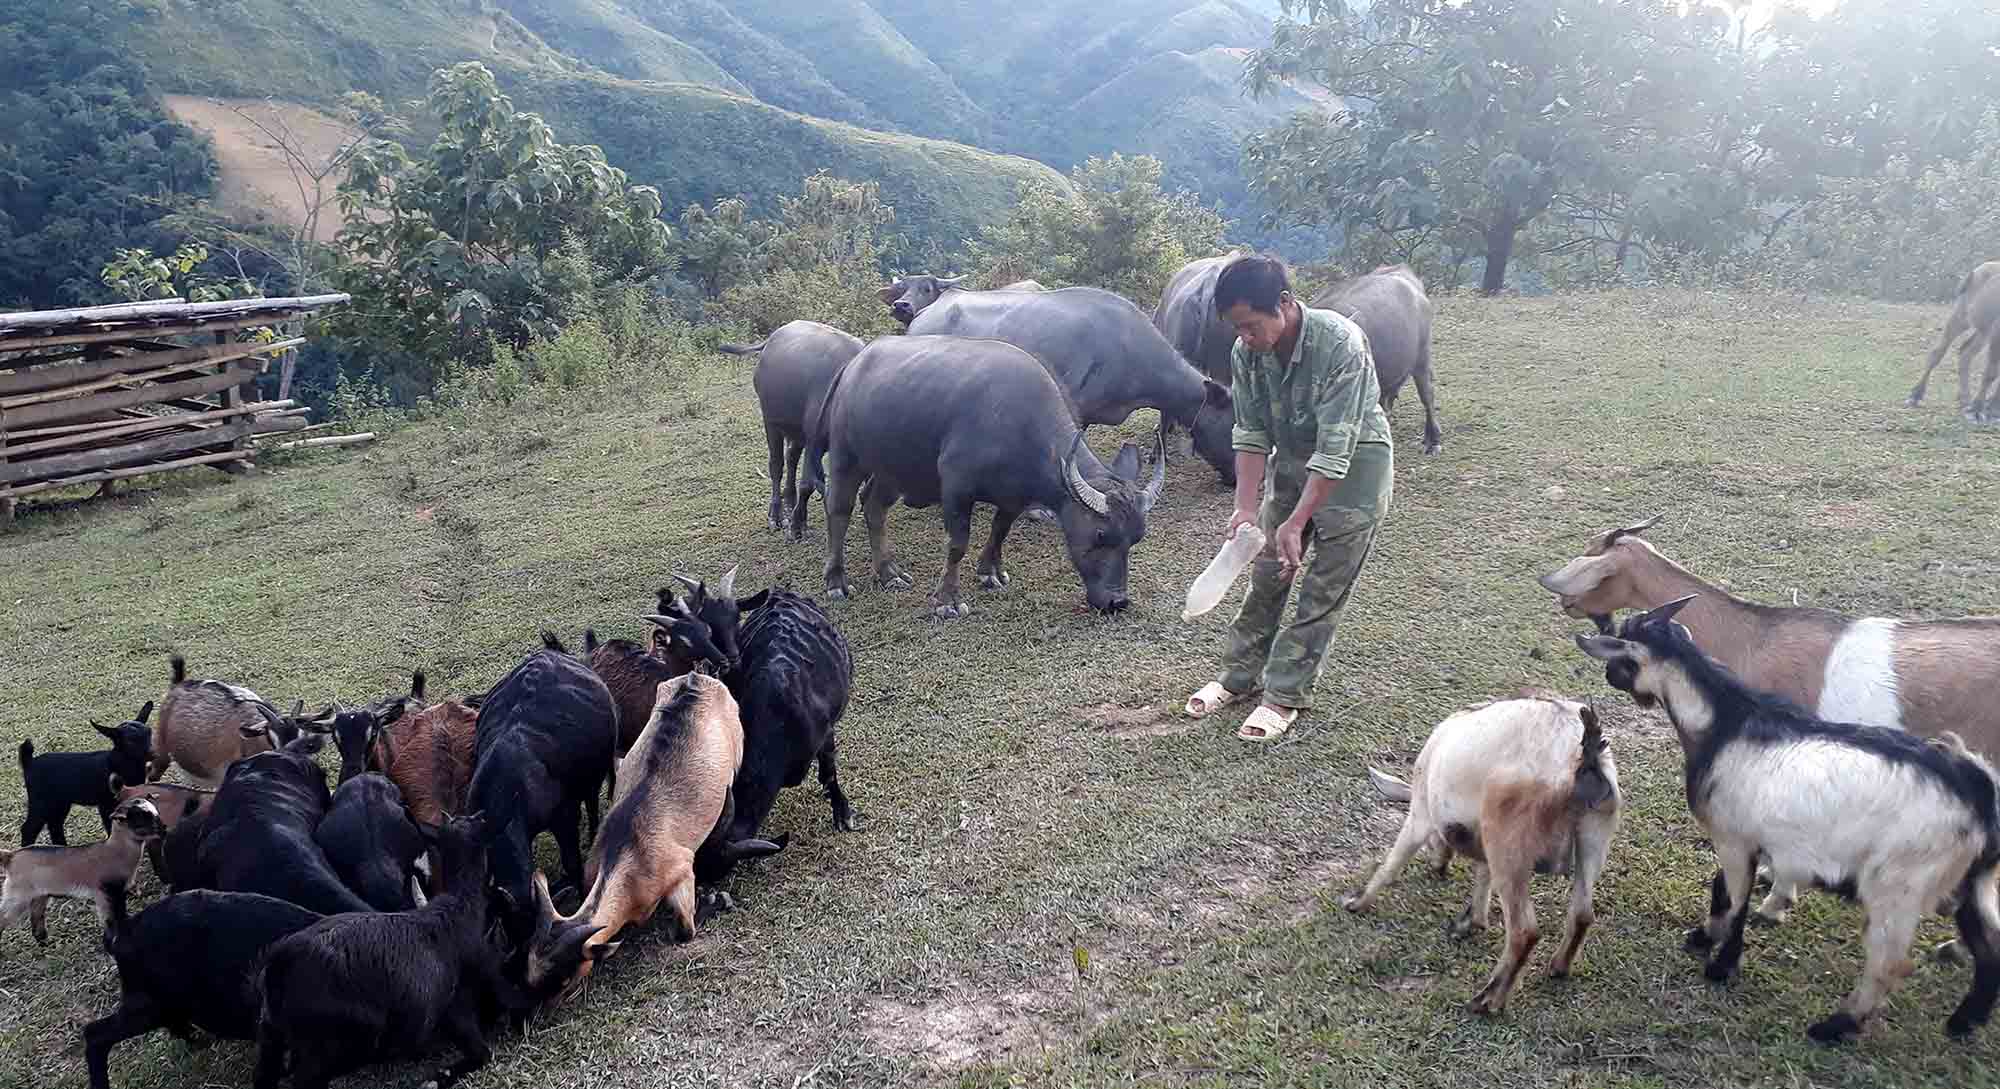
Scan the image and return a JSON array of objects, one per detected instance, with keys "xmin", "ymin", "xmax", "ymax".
[{"xmin": 1182, "ymin": 254, "xmax": 1395, "ymax": 741}]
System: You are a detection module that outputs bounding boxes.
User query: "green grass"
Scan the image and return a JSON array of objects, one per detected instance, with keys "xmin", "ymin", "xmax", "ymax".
[{"xmin": 3, "ymin": 289, "xmax": 2000, "ymax": 1088}]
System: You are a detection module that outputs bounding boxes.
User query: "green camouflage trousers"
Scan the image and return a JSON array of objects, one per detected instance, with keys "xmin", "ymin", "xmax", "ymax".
[{"xmin": 1219, "ymin": 441, "xmax": 1393, "ymax": 709}]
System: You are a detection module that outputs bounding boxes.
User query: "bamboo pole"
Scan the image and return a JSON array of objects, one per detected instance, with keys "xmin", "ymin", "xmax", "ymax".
[
  {"xmin": 0, "ymin": 293, "xmax": 345, "ymax": 333},
  {"xmin": 0, "ymin": 298, "xmax": 188, "ymax": 328},
  {"xmin": 3, "ymin": 361, "xmax": 266, "ymax": 428},
  {"xmin": 0, "ymin": 338, "xmax": 302, "ymax": 399},
  {"xmin": 267, "ymin": 433, "xmax": 374, "ymax": 452},
  {"xmin": 0, "ymin": 449, "xmax": 253, "ymax": 501},
  {"xmin": 0, "ymin": 313, "xmax": 324, "ymax": 352},
  {"xmin": 0, "ymin": 339, "xmax": 302, "ymax": 408},
  {"xmin": 6, "ymin": 400, "xmax": 295, "ymax": 442},
  {"xmin": 3, "ymin": 401, "xmax": 297, "ymax": 458},
  {"xmin": 249, "ymin": 417, "xmax": 315, "ymax": 436},
  {"xmin": 0, "ymin": 420, "xmax": 251, "ymax": 484}
]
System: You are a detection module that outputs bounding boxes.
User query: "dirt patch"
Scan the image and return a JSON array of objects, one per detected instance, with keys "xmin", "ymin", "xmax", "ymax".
[
  {"xmin": 161, "ymin": 95, "xmax": 364, "ymax": 241},
  {"xmin": 861, "ymin": 986, "xmax": 1074, "ymax": 1070},
  {"xmin": 1081, "ymin": 702, "xmax": 1191, "ymax": 738},
  {"xmin": 1808, "ymin": 501, "xmax": 1886, "ymax": 532}
]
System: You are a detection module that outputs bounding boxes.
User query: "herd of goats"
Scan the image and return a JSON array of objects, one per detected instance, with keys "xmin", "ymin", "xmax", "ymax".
[{"xmin": 3, "ymin": 253, "xmax": 2000, "ymax": 1087}]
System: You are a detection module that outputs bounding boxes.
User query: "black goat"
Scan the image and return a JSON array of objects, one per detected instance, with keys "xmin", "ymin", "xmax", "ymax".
[
  {"xmin": 18, "ymin": 701, "xmax": 154, "ymax": 846},
  {"xmin": 467, "ymin": 633, "xmax": 619, "ymax": 945},
  {"xmin": 647, "ymin": 578, "xmax": 857, "ymax": 883},
  {"xmin": 191, "ymin": 731, "xmax": 372, "ymax": 916},
  {"xmin": 316, "ymin": 773, "xmax": 427, "ymax": 912},
  {"xmin": 253, "ymin": 812, "xmax": 527, "ymax": 1089},
  {"xmin": 84, "ymin": 889, "xmax": 323, "ymax": 1089}
]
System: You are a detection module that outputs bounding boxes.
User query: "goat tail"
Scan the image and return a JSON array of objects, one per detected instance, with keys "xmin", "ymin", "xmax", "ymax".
[
  {"xmin": 1571, "ymin": 702, "xmax": 1617, "ymax": 810},
  {"xmin": 540, "ymin": 630, "xmax": 570, "ymax": 655},
  {"xmin": 410, "ymin": 669, "xmax": 427, "ymax": 701},
  {"xmin": 169, "ymin": 654, "xmax": 187, "ymax": 684},
  {"xmin": 17, "ymin": 739, "xmax": 31, "ymax": 777},
  {"xmin": 584, "ymin": 628, "xmax": 601, "ymax": 655},
  {"xmin": 1366, "ymin": 767, "xmax": 1413, "ymax": 804},
  {"xmin": 716, "ymin": 338, "xmax": 767, "ymax": 356}
]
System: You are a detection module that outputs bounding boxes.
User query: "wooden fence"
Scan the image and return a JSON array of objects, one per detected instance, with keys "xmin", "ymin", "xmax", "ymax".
[{"xmin": 0, "ymin": 294, "xmax": 362, "ymax": 522}]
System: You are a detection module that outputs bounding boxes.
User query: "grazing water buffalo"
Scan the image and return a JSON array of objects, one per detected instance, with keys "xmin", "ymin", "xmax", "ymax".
[
  {"xmin": 1312, "ymin": 264, "xmax": 1443, "ymax": 454},
  {"xmin": 906, "ymin": 285, "xmax": 1236, "ymax": 485},
  {"xmin": 803, "ymin": 335, "xmax": 1165, "ymax": 617},
  {"xmin": 878, "ymin": 274, "xmax": 1044, "ymax": 325},
  {"xmin": 718, "ymin": 320, "xmax": 866, "ymax": 536},
  {"xmin": 1908, "ymin": 260, "xmax": 2000, "ymax": 421},
  {"xmin": 1152, "ymin": 253, "xmax": 1243, "ymax": 386}
]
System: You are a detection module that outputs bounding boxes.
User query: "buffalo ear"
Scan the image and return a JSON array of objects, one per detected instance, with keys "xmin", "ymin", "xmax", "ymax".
[{"xmin": 876, "ymin": 281, "xmax": 905, "ymax": 305}]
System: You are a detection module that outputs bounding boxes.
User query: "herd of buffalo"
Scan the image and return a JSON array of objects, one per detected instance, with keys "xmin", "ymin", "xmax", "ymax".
[{"xmin": 5, "ymin": 250, "xmax": 1999, "ymax": 1085}]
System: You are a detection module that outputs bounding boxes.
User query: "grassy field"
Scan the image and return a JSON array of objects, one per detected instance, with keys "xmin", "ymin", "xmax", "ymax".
[{"xmin": 3, "ymin": 289, "xmax": 1998, "ymax": 1089}]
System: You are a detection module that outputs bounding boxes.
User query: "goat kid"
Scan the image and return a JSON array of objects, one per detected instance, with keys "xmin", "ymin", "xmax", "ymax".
[
  {"xmin": 0, "ymin": 798, "xmax": 164, "ymax": 948},
  {"xmin": 523, "ymin": 674, "xmax": 780, "ymax": 1005},
  {"xmin": 85, "ymin": 889, "xmax": 323, "ymax": 1089},
  {"xmin": 19, "ymin": 700, "xmax": 153, "ymax": 845},
  {"xmin": 1342, "ymin": 695, "xmax": 1620, "ymax": 1015},
  {"xmin": 253, "ymin": 812, "xmax": 528, "ymax": 1089},
  {"xmin": 112, "ymin": 777, "xmax": 209, "ymax": 886},
  {"xmin": 1577, "ymin": 595, "xmax": 2000, "ymax": 1043}
]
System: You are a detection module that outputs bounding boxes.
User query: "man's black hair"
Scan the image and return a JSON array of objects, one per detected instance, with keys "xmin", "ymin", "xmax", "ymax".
[{"xmin": 1214, "ymin": 253, "xmax": 1294, "ymax": 317}]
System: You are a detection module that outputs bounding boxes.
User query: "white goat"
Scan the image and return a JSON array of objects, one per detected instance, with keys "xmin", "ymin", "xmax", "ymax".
[
  {"xmin": 1577, "ymin": 595, "xmax": 2000, "ymax": 1044},
  {"xmin": 1539, "ymin": 514, "xmax": 2000, "ymax": 928},
  {"xmin": 0, "ymin": 798, "xmax": 165, "ymax": 948},
  {"xmin": 1342, "ymin": 692, "xmax": 1621, "ymax": 1016}
]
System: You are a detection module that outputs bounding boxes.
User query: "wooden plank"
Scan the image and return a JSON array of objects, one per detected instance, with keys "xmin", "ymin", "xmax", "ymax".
[
  {"xmin": 0, "ymin": 313, "xmax": 321, "ymax": 352},
  {"xmin": 250, "ymin": 417, "xmax": 315, "ymax": 437},
  {"xmin": 3, "ymin": 401, "xmax": 296, "ymax": 458},
  {"xmin": 1, "ymin": 360, "xmax": 266, "ymax": 428},
  {"xmin": 0, "ymin": 449, "xmax": 252, "ymax": 500},
  {"xmin": 0, "ymin": 420, "xmax": 251, "ymax": 484},
  {"xmin": 0, "ymin": 293, "xmax": 345, "ymax": 333},
  {"xmin": 0, "ymin": 339, "xmax": 302, "ymax": 407},
  {"xmin": 0, "ymin": 337, "xmax": 301, "ymax": 398},
  {"xmin": 277, "ymin": 349, "xmax": 297, "ymax": 400}
]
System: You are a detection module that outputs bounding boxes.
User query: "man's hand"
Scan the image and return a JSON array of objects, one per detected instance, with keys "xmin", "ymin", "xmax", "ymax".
[
  {"xmin": 1226, "ymin": 506, "xmax": 1259, "ymax": 540},
  {"xmin": 1276, "ymin": 517, "xmax": 1307, "ymax": 577}
]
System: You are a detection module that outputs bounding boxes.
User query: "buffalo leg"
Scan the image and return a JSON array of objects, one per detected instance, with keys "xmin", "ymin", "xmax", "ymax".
[
  {"xmin": 763, "ymin": 424, "xmax": 787, "ymax": 531},
  {"xmin": 1957, "ymin": 332, "xmax": 1989, "ymax": 420},
  {"xmin": 784, "ymin": 438, "xmax": 810, "ymax": 540},
  {"xmin": 822, "ymin": 456, "xmax": 865, "ymax": 599},
  {"xmin": 932, "ymin": 494, "xmax": 975, "ymax": 618},
  {"xmin": 1414, "ymin": 331, "xmax": 1443, "ymax": 454},
  {"xmin": 1909, "ymin": 305, "xmax": 1971, "ymax": 408},
  {"xmin": 863, "ymin": 481, "xmax": 911, "ymax": 590},
  {"xmin": 1977, "ymin": 335, "xmax": 2000, "ymax": 424},
  {"xmin": 818, "ymin": 737, "xmax": 855, "ymax": 831},
  {"xmin": 975, "ymin": 506, "xmax": 1022, "ymax": 591}
]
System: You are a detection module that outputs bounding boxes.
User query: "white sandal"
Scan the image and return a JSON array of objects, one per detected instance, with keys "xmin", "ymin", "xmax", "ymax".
[
  {"xmin": 1238, "ymin": 704, "xmax": 1300, "ymax": 742},
  {"xmin": 1184, "ymin": 681, "xmax": 1254, "ymax": 718}
]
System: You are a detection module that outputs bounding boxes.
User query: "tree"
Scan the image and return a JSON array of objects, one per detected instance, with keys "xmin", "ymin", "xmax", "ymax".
[
  {"xmin": 965, "ymin": 153, "xmax": 1229, "ymax": 306},
  {"xmin": 1242, "ymin": 0, "xmax": 1744, "ymax": 294},
  {"xmin": 674, "ymin": 197, "xmax": 772, "ymax": 299},
  {"xmin": 330, "ymin": 62, "xmax": 675, "ymax": 397},
  {"xmin": 100, "ymin": 242, "xmax": 257, "ymax": 303},
  {"xmin": 715, "ymin": 171, "xmax": 900, "ymax": 337}
]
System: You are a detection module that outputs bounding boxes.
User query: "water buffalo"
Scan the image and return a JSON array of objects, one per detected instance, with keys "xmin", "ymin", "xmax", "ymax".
[
  {"xmin": 878, "ymin": 274, "xmax": 1044, "ymax": 325},
  {"xmin": 1312, "ymin": 265, "xmax": 1443, "ymax": 454},
  {"xmin": 719, "ymin": 320, "xmax": 865, "ymax": 537},
  {"xmin": 905, "ymin": 285, "xmax": 1236, "ymax": 485},
  {"xmin": 1152, "ymin": 253, "xmax": 1243, "ymax": 386},
  {"xmin": 1908, "ymin": 260, "xmax": 2000, "ymax": 421},
  {"xmin": 803, "ymin": 335, "xmax": 1165, "ymax": 617}
]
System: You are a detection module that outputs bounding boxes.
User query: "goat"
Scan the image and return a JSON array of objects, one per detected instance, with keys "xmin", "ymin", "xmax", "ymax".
[
  {"xmin": 467, "ymin": 633, "xmax": 619, "ymax": 946},
  {"xmin": 151, "ymin": 655, "xmax": 329, "ymax": 787},
  {"xmin": 191, "ymin": 730, "xmax": 372, "ymax": 916},
  {"xmin": 334, "ymin": 682, "xmax": 479, "ymax": 889},
  {"xmin": 0, "ymin": 798, "xmax": 164, "ymax": 948},
  {"xmin": 1577, "ymin": 595, "xmax": 2000, "ymax": 1043},
  {"xmin": 252, "ymin": 812, "xmax": 528, "ymax": 1089},
  {"xmin": 1540, "ymin": 515, "xmax": 2000, "ymax": 926},
  {"xmin": 1341, "ymin": 695, "xmax": 1620, "ymax": 1015},
  {"xmin": 317, "ymin": 719, "xmax": 428, "ymax": 911},
  {"xmin": 642, "ymin": 579, "xmax": 856, "ymax": 884},
  {"xmin": 84, "ymin": 889, "xmax": 323, "ymax": 1089},
  {"xmin": 18, "ymin": 700, "xmax": 153, "ymax": 845},
  {"xmin": 112, "ymin": 778, "xmax": 209, "ymax": 885},
  {"xmin": 522, "ymin": 674, "xmax": 782, "ymax": 1005}
]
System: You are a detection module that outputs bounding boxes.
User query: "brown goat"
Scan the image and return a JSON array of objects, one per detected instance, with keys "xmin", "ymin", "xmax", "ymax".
[
  {"xmin": 521, "ymin": 673, "xmax": 777, "ymax": 1004},
  {"xmin": 150, "ymin": 656, "xmax": 328, "ymax": 787},
  {"xmin": 0, "ymin": 798, "xmax": 165, "ymax": 946},
  {"xmin": 371, "ymin": 697, "xmax": 478, "ymax": 829},
  {"xmin": 112, "ymin": 777, "xmax": 212, "ymax": 886},
  {"xmin": 583, "ymin": 630, "xmax": 679, "ymax": 758}
]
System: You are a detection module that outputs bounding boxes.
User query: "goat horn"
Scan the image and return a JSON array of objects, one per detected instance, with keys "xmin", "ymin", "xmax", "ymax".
[
  {"xmin": 1139, "ymin": 426, "xmax": 1167, "ymax": 514},
  {"xmin": 1608, "ymin": 513, "xmax": 1664, "ymax": 541},
  {"xmin": 1062, "ymin": 432, "xmax": 1109, "ymax": 516},
  {"xmin": 639, "ymin": 614, "xmax": 676, "ymax": 629},
  {"xmin": 715, "ymin": 564, "xmax": 738, "ymax": 600}
]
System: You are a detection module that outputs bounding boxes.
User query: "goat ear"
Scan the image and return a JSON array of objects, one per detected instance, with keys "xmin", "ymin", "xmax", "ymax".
[
  {"xmin": 134, "ymin": 700, "xmax": 154, "ymax": 724},
  {"xmin": 1573, "ymin": 633, "xmax": 1630, "ymax": 660},
  {"xmin": 376, "ymin": 701, "xmax": 406, "ymax": 728},
  {"xmin": 1537, "ymin": 553, "xmax": 1616, "ymax": 597},
  {"xmin": 1638, "ymin": 593, "xmax": 1698, "ymax": 628},
  {"xmin": 737, "ymin": 589, "xmax": 769, "ymax": 613},
  {"xmin": 183, "ymin": 796, "xmax": 202, "ymax": 819},
  {"xmin": 237, "ymin": 722, "xmax": 269, "ymax": 741},
  {"xmin": 94, "ymin": 721, "xmax": 120, "ymax": 741},
  {"xmin": 107, "ymin": 772, "xmax": 125, "ymax": 795},
  {"xmin": 585, "ymin": 937, "xmax": 619, "ymax": 962}
]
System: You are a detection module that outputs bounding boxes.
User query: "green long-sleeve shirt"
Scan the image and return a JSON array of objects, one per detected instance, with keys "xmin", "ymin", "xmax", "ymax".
[{"xmin": 1229, "ymin": 305, "xmax": 1394, "ymax": 481}]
